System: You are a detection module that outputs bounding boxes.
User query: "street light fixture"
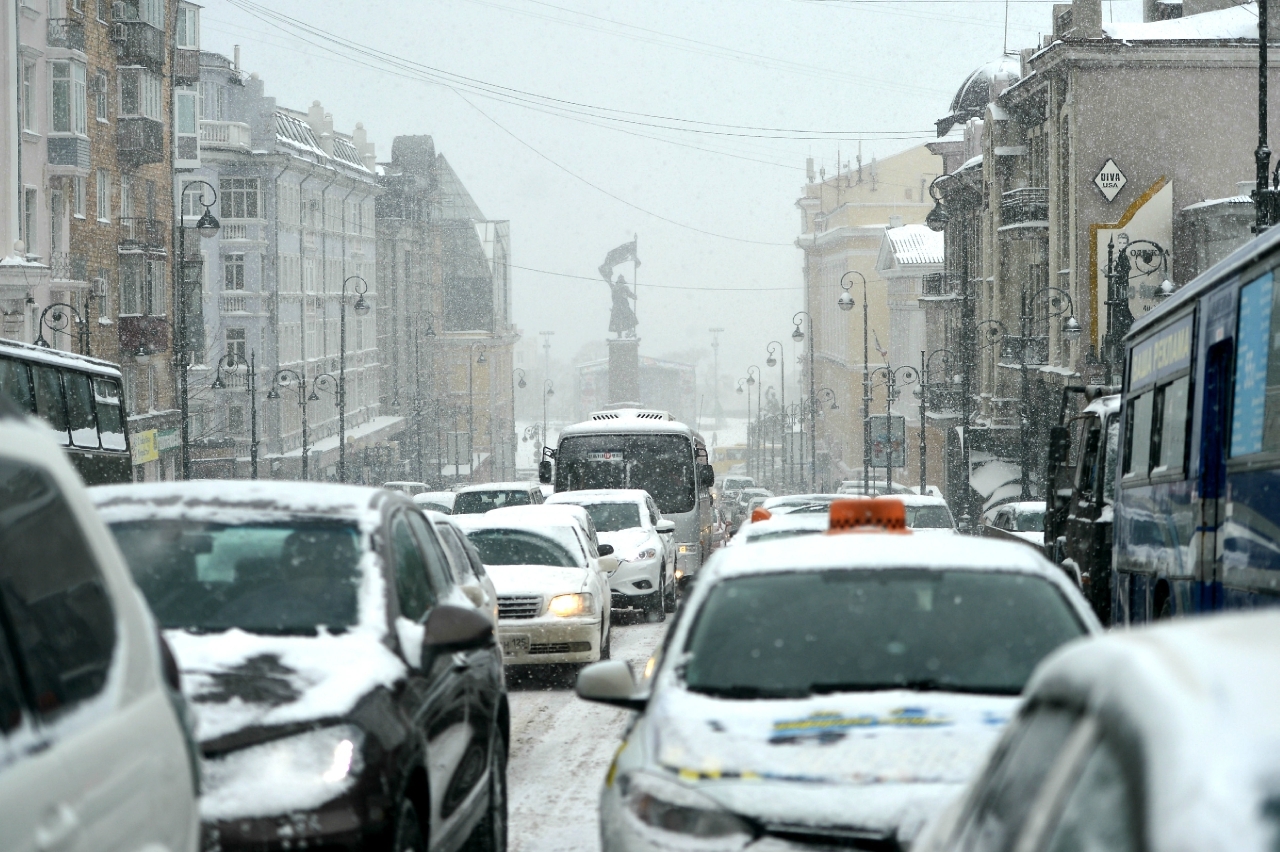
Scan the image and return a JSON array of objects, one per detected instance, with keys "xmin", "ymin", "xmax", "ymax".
[
  {"xmin": 337, "ymin": 275, "xmax": 372, "ymax": 483},
  {"xmin": 514, "ymin": 368, "xmax": 527, "ymax": 389},
  {"xmin": 793, "ymin": 310, "xmax": 817, "ymax": 490},
  {"xmin": 34, "ymin": 300, "xmax": 90, "ymax": 354},
  {"xmin": 211, "ymin": 351, "xmax": 261, "ymax": 478},
  {"xmin": 839, "ymin": 270, "xmax": 871, "ymax": 495},
  {"xmin": 869, "ymin": 365, "xmax": 918, "ymax": 491},
  {"xmin": 269, "ymin": 368, "xmax": 336, "ymax": 480},
  {"xmin": 766, "ymin": 340, "xmax": 786, "ymax": 488},
  {"xmin": 746, "ymin": 365, "xmax": 761, "ymax": 480},
  {"xmin": 468, "ymin": 343, "xmax": 488, "ymax": 483},
  {"xmin": 177, "ymin": 180, "xmax": 220, "ymax": 480}
]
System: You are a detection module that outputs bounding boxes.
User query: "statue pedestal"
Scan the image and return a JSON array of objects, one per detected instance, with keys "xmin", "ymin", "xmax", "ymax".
[{"xmin": 607, "ymin": 337, "xmax": 641, "ymax": 405}]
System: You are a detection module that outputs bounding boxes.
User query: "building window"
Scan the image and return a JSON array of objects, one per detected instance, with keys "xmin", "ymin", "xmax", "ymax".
[
  {"xmin": 175, "ymin": 85, "xmax": 198, "ymax": 161},
  {"xmin": 94, "ymin": 71, "xmax": 108, "ymax": 122},
  {"xmin": 70, "ymin": 0, "xmax": 83, "ymax": 13},
  {"xmin": 51, "ymin": 61, "xmax": 88, "ymax": 135},
  {"xmin": 20, "ymin": 62, "xmax": 35, "ymax": 132},
  {"xmin": 220, "ymin": 178, "xmax": 260, "ymax": 219},
  {"xmin": 120, "ymin": 258, "xmax": 163, "ymax": 316},
  {"xmin": 22, "ymin": 188, "xmax": 37, "ymax": 254},
  {"xmin": 228, "ymin": 405, "xmax": 244, "ymax": 433},
  {"xmin": 96, "ymin": 0, "xmax": 108, "ymax": 21},
  {"xmin": 118, "ymin": 68, "xmax": 163, "ymax": 120},
  {"xmin": 119, "ymin": 175, "xmax": 133, "ymax": 218},
  {"xmin": 226, "ymin": 327, "xmax": 246, "ymax": 363},
  {"xmin": 198, "ymin": 81, "xmax": 222, "ymax": 121},
  {"xmin": 176, "ymin": 3, "xmax": 199, "ymax": 48},
  {"xmin": 72, "ymin": 177, "xmax": 85, "ymax": 219},
  {"xmin": 224, "ymin": 254, "xmax": 245, "ymax": 290},
  {"xmin": 95, "ymin": 169, "xmax": 110, "ymax": 221}
]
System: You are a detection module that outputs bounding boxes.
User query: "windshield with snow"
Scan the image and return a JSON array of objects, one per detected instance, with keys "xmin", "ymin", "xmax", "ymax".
[
  {"xmin": 555, "ymin": 434, "xmax": 695, "ymax": 514},
  {"xmin": 1016, "ymin": 510, "xmax": 1046, "ymax": 532},
  {"xmin": 454, "ymin": 490, "xmax": 533, "ymax": 514},
  {"xmin": 466, "ymin": 529, "xmax": 578, "ymax": 567},
  {"xmin": 109, "ymin": 520, "xmax": 363, "ymax": 635},
  {"xmin": 577, "ymin": 502, "xmax": 642, "ymax": 532},
  {"xmin": 682, "ymin": 570, "xmax": 1084, "ymax": 697},
  {"xmin": 906, "ymin": 505, "xmax": 955, "ymax": 529}
]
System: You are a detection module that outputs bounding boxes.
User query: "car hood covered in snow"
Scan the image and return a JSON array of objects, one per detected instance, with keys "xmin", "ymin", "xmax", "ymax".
[
  {"xmin": 486, "ymin": 563, "xmax": 591, "ymax": 597},
  {"xmin": 598, "ymin": 527, "xmax": 653, "ymax": 556},
  {"xmin": 169, "ymin": 628, "xmax": 407, "ymax": 746},
  {"xmin": 645, "ymin": 686, "xmax": 1018, "ymax": 841}
]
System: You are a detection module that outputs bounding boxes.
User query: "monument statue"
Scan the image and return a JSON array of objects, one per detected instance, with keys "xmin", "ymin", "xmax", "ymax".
[{"xmin": 599, "ymin": 239, "xmax": 641, "ymax": 339}]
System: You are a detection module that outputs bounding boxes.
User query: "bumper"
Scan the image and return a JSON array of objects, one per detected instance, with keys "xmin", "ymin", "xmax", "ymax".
[
  {"xmin": 674, "ymin": 544, "xmax": 701, "ymax": 580},
  {"xmin": 202, "ymin": 795, "xmax": 377, "ymax": 850},
  {"xmin": 609, "ymin": 558, "xmax": 662, "ymax": 603},
  {"xmin": 498, "ymin": 617, "xmax": 602, "ymax": 665}
]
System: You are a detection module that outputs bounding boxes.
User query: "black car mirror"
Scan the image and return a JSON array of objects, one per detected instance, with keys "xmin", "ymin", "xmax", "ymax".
[
  {"xmin": 423, "ymin": 604, "xmax": 494, "ymax": 652},
  {"xmin": 576, "ymin": 659, "xmax": 647, "ymax": 711},
  {"xmin": 598, "ymin": 543, "xmax": 615, "ymax": 556},
  {"xmin": 538, "ymin": 459, "xmax": 553, "ymax": 484},
  {"xmin": 1047, "ymin": 425, "xmax": 1072, "ymax": 466},
  {"xmin": 698, "ymin": 464, "xmax": 715, "ymax": 488}
]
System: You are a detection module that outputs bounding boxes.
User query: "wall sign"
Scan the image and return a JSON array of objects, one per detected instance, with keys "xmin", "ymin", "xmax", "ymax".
[{"xmin": 1094, "ymin": 159, "xmax": 1128, "ymax": 202}]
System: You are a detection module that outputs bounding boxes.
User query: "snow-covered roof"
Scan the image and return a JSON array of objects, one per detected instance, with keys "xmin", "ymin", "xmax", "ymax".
[
  {"xmin": 1084, "ymin": 393, "xmax": 1122, "ymax": 418},
  {"xmin": 1103, "ymin": 1, "xmax": 1259, "ymax": 40},
  {"xmin": 1026, "ymin": 610, "xmax": 1280, "ymax": 852},
  {"xmin": 885, "ymin": 224, "xmax": 945, "ymax": 265},
  {"xmin": 274, "ymin": 110, "xmax": 372, "ymax": 175},
  {"xmin": 455, "ymin": 481, "xmax": 539, "ymax": 493},
  {"xmin": 90, "ymin": 480, "xmax": 386, "ymax": 529},
  {"xmin": 1182, "ymin": 194, "xmax": 1253, "ymax": 211}
]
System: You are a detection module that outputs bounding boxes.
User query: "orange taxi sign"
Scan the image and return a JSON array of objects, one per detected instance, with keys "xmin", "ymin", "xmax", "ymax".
[
  {"xmin": 827, "ymin": 497, "xmax": 909, "ymax": 534},
  {"xmin": 750, "ymin": 507, "xmax": 772, "ymax": 523}
]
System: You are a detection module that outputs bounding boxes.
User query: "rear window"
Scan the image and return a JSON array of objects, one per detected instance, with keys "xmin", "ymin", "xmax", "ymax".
[
  {"xmin": 579, "ymin": 502, "xmax": 642, "ymax": 532},
  {"xmin": 454, "ymin": 489, "xmax": 532, "ymax": 514},
  {"xmin": 683, "ymin": 569, "xmax": 1084, "ymax": 698},
  {"xmin": 907, "ymin": 505, "xmax": 954, "ymax": 529},
  {"xmin": 466, "ymin": 529, "xmax": 577, "ymax": 567}
]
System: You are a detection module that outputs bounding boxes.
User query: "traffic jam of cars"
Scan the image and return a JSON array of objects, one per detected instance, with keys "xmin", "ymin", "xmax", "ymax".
[{"xmin": 3, "ymin": 399, "xmax": 1280, "ymax": 852}]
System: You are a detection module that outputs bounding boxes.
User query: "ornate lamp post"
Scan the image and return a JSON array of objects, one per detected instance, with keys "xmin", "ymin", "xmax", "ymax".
[
  {"xmin": 211, "ymin": 351, "xmax": 260, "ymax": 479},
  {"xmin": 338, "ymin": 275, "xmax": 372, "ymax": 482},
  {"xmin": 468, "ymin": 343, "xmax": 488, "ymax": 483},
  {"xmin": 765, "ymin": 340, "xmax": 786, "ymax": 488},
  {"xmin": 34, "ymin": 300, "xmax": 91, "ymax": 354},
  {"xmin": 792, "ymin": 311, "xmax": 817, "ymax": 490},
  {"xmin": 542, "ymin": 380, "xmax": 555, "ymax": 458},
  {"xmin": 915, "ymin": 347, "xmax": 959, "ymax": 494},
  {"xmin": 746, "ymin": 365, "xmax": 761, "ymax": 481},
  {"xmin": 267, "ymin": 368, "xmax": 337, "ymax": 480},
  {"xmin": 177, "ymin": 180, "xmax": 220, "ymax": 480},
  {"xmin": 838, "ymin": 271, "xmax": 870, "ymax": 495},
  {"xmin": 869, "ymin": 365, "xmax": 918, "ymax": 491}
]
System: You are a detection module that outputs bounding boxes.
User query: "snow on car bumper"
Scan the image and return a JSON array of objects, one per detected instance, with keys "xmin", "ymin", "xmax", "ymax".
[
  {"xmin": 609, "ymin": 557, "xmax": 662, "ymax": 601},
  {"xmin": 498, "ymin": 617, "xmax": 602, "ymax": 665}
]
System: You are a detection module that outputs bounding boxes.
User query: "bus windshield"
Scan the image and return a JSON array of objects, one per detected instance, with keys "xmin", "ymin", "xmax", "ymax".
[{"xmin": 556, "ymin": 433, "xmax": 696, "ymax": 514}]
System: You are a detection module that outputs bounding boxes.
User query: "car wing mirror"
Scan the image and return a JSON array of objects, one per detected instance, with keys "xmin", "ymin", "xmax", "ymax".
[
  {"xmin": 698, "ymin": 463, "xmax": 715, "ymax": 488},
  {"xmin": 576, "ymin": 660, "xmax": 647, "ymax": 711},
  {"xmin": 598, "ymin": 543, "xmax": 615, "ymax": 556},
  {"xmin": 460, "ymin": 584, "xmax": 486, "ymax": 609},
  {"xmin": 656, "ymin": 519, "xmax": 676, "ymax": 534},
  {"xmin": 423, "ymin": 604, "xmax": 494, "ymax": 653},
  {"xmin": 598, "ymin": 555, "xmax": 619, "ymax": 573}
]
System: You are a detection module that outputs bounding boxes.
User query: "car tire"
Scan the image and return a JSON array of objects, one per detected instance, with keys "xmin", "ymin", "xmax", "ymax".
[
  {"xmin": 392, "ymin": 797, "xmax": 427, "ymax": 852},
  {"xmin": 464, "ymin": 732, "xmax": 508, "ymax": 852},
  {"xmin": 600, "ymin": 623, "xmax": 611, "ymax": 660},
  {"xmin": 663, "ymin": 564, "xmax": 677, "ymax": 613},
  {"xmin": 643, "ymin": 573, "xmax": 666, "ymax": 623}
]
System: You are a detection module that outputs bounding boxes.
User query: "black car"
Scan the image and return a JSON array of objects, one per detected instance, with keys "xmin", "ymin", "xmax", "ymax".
[{"xmin": 90, "ymin": 481, "xmax": 508, "ymax": 852}]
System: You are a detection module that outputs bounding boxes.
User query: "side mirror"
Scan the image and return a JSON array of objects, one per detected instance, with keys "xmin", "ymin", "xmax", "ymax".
[
  {"xmin": 423, "ymin": 604, "xmax": 493, "ymax": 651},
  {"xmin": 598, "ymin": 543, "xmax": 615, "ymax": 556},
  {"xmin": 1047, "ymin": 425, "xmax": 1072, "ymax": 466},
  {"xmin": 656, "ymin": 519, "xmax": 675, "ymax": 534},
  {"xmin": 460, "ymin": 584, "xmax": 486, "ymax": 608},
  {"xmin": 698, "ymin": 464, "xmax": 715, "ymax": 488},
  {"xmin": 598, "ymin": 555, "xmax": 619, "ymax": 573},
  {"xmin": 538, "ymin": 459, "xmax": 552, "ymax": 484},
  {"xmin": 576, "ymin": 659, "xmax": 647, "ymax": 711}
]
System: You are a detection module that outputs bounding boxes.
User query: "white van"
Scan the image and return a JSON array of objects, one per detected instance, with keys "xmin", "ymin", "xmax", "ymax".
[{"xmin": 0, "ymin": 398, "xmax": 200, "ymax": 852}]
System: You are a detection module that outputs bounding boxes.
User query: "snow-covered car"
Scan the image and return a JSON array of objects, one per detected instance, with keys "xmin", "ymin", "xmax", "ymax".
[
  {"xmin": 453, "ymin": 481, "xmax": 545, "ymax": 514},
  {"xmin": 760, "ymin": 493, "xmax": 841, "ymax": 515},
  {"xmin": 728, "ymin": 488, "xmax": 773, "ymax": 532},
  {"xmin": 457, "ymin": 507, "xmax": 614, "ymax": 666},
  {"xmin": 383, "ymin": 480, "xmax": 430, "ymax": 496},
  {"xmin": 726, "ymin": 511, "xmax": 830, "ymax": 546},
  {"xmin": 428, "ymin": 511, "xmax": 500, "ymax": 628},
  {"xmin": 914, "ymin": 610, "xmax": 1280, "ymax": 852},
  {"xmin": 0, "ymin": 400, "xmax": 201, "ymax": 852},
  {"xmin": 982, "ymin": 500, "xmax": 1046, "ymax": 549},
  {"xmin": 576, "ymin": 499, "xmax": 1099, "ymax": 851},
  {"xmin": 896, "ymin": 494, "xmax": 960, "ymax": 534},
  {"xmin": 413, "ymin": 490, "xmax": 457, "ymax": 514},
  {"xmin": 90, "ymin": 481, "xmax": 508, "ymax": 852},
  {"xmin": 546, "ymin": 489, "xmax": 678, "ymax": 618},
  {"xmin": 718, "ymin": 475, "xmax": 755, "ymax": 501}
]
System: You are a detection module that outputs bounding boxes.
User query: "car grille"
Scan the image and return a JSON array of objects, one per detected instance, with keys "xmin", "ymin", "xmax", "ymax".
[
  {"xmin": 498, "ymin": 595, "xmax": 542, "ymax": 619},
  {"xmin": 529, "ymin": 641, "xmax": 591, "ymax": 655}
]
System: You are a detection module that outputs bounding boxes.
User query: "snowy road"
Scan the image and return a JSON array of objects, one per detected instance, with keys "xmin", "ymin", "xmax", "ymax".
[{"xmin": 506, "ymin": 615, "xmax": 668, "ymax": 852}]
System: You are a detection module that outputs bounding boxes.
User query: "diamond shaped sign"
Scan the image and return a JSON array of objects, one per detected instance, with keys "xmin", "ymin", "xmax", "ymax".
[{"xmin": 1094, "ymin": 159, "xmax": 1127, "ymax": 202}]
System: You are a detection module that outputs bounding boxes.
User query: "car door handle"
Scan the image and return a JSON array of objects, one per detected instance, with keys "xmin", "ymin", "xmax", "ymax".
[{"xmin": 36, "ymin": 803, "xmax": 80, "ymax": 851}]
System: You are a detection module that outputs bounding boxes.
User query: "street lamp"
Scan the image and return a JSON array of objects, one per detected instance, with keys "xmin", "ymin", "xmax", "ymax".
[
  {"xmin": 766, "ymin": 340, "xmax": 786, "ymax": 488},
  {"xmin": 915, "ymin": 347, "xmax": 958, "ymax": 494},
  {"xmin": 746, "ymin": 365, "xmax": 761, "ymax": 481},
  {"xmin": 468, "ymin": 343, "xmax": 488, "ymax": 483},
  {"xmin": 792, "ymin": 310, "xmax": 817, "ymax": 490},
  {"xmin": 869, "ymin": 365, "xmax": 918, "ymax": 492},
  {"xmin": 267, "ymin": 368, "xmax": 336, "ymax": 480},
  {"xmin": 514, "ymin": 368, "xmax": 527, "ymax": 389},
  {"xmin": 211, "ymin": 351, "xmax": 260, "ymax": 479},
  {"xmin": 34, "ymin": 300, "xmax": 90, "ymax": 354},
  {"xmin": 177, "ymin": 180, "xmax": 220, "ymax": 480},
  {"xmin": 337, "ymin": 275, "xmax": 372, "ymax": 483},
  {"xmin": 838, "ymin": 271, "xmax": 871, "ymax": 495},
  {"xmin": 542, "ymin": 380, "xmax": 555, "ymax": 459}
]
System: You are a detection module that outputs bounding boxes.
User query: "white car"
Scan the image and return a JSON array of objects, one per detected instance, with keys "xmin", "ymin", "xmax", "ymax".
[
  {"xmin": 427, "ymin": 511, "xmax": 500, "ymax": 628},
  {"xmin": 759, "ymin": 493, "xmax": 841, "ymax": 515},
  {"xmin": 453, "ymin": 481, "xmax": 545, "ymax": 514},
  {"xmin": 982, "ymin": 500, "xmax": 1046, "ymax": 549},
  {"xmin": 0, "ymin": 401, "xmax": 200, "ymax": 852},
  {"xmin": 576, "ymin": 499, "xmax": 1099, "ymax": 851},
  {"xmin": 899, "ymin": 494, "xmax": 960, "ymax": 534},
  {"xmin": 457, "ymin": 507, "xmax": 614, "ymax": 666},
  {"xmin": 726, "ymin": 511, "xmax": 830, "ymax": 546},
  {"xmin": 413, "ymin": 490, "xmax": 457, "ymax": 514},
  {"xmin": 915, "ymin": 610, "xmax": 1280, "ymax": 852},
  {"xmin": 547, "ymin": 489, "xmax": 677, "ymax": 619}
]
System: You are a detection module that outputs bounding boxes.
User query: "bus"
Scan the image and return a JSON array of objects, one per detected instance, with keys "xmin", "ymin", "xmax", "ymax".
[
  {"xmin": 0, "ymin": 338, "xmax": 132, "ymax": 484},
  {"xmin": 541, "ymin": 408, "xmax": 715, "ymax": 583},
  {"xmin": 1114, "ymin": 224, "xmax": 1280, "ymax": 624}
]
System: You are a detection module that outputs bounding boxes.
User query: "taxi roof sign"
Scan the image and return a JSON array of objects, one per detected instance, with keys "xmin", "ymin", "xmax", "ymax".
[
  {"xmin": 750, "ymin": 507, "xmax": 772, "ymax": 523},
  {"xmin": 828, "ymin": 497, "xmax": 909, "ymax": 534}
]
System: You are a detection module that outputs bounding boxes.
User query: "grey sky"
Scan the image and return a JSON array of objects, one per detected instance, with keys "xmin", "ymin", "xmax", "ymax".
[{"xmin": 198, "ymin": 0, "xmax": 1143, "ymax": 387}]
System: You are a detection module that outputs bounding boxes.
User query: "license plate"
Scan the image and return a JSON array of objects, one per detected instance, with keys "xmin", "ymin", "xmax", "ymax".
[{"xmin": 501, "ymin": 636, "xmax": 530, "ymax": 657}]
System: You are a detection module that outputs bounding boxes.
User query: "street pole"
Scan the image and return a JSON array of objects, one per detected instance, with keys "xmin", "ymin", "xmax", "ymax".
[
  {"xmin": 543, "ymin": 380, "xmax": 554, "ymax": 458},
  {"xmin": 1257, "ymin": 0, "xmax": 1278, "ymax": 231},
  {"xmin": 767, "ymin": 340, "xmax": 785, "ymax": 488},
  {"xmin": 176, "ymin": 181, "xmax": 220, "ymax": 480},
  {"xmin": 918, "ymin": 349, "xmax": 926, "ymax": 493},
  {"xmin": 863, "ymin": 279, "xmax": 870, "ymax": 495},
  {"xmin": 1020, "ymin": 288, "xmax": 1033, "ymax": 500},
  {"xmin": 249, "ymin": 351, "xmax": 258, "ymax": 479}
]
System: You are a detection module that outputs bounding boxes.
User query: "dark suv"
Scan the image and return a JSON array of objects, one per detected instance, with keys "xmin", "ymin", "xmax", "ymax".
[{"xmin": 91, "ymin": 481, "xmax": 508, "ymax": 852}]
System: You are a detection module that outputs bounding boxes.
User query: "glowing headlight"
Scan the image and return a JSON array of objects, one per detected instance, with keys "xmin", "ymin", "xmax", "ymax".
[
  {"xmin": 548, "ymin": 593, "xmax": 593, "ymax": 617},
  {"xmin": 624, "ymin": 547, "xmax": 658, "ymax": 562},
  {"xmin": 201, "ymin": 725, "xmax": 365, "ymax": 822},
  {"xmin": 621, "ymin": 771, "xmax": 754, "ymax": 846},
  {"xmin": 678, "ymin": 545, "xmax": 691, "ymax": 554}
]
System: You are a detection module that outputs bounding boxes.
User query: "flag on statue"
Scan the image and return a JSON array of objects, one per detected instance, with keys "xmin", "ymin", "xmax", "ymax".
[{"xmin": 599, "ymin": 239, "xmax": 641, "ymax": 282}]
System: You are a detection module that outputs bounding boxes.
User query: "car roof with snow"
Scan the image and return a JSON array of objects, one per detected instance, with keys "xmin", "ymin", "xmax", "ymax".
[
  {"xmin": 761, "ymin": 493, "xmax": 839, "ymax": 510},
  {"xmin": 894, "ymin": 494, "xmax": 951, "ymax": 507},
  {"xmin": 731, "ymin": 513, "xmax": 830, "ymax": 545},
  {"xmin": 1024, "ymin": 610, "xmax": 1280, "ymax": 846},
  {"xmin": 545, "ymin": 488, "xmax": 650, "ymax": 505},
  {"xmin": 455, "ymin": 481, "xmax": 539, "ymax": 493},
  {"xmin": 89, "ymin": 480, "xmax": 391, "ymax": 529}
]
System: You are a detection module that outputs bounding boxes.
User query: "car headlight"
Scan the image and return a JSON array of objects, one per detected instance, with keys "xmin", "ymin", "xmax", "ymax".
[
  {"xmin": 548, "ymin": 593, "xmax": 593, "ymax": 617},
  {"xmin": 623, "ymin": 547, "xmax": 658, "ymax": 563},
  {"xmin": 620, "ymin": 770, "xmax": 754, "ymax": 847},
  {"xmin": 201, "ymin": 725, "xmax": 365, "ymax": 822}
]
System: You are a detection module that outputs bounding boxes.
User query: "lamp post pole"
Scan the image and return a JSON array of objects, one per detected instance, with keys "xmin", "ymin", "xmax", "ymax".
[
  {"xmin": 269, "ymin": 368, "xmax": 336, "ymax": 480},
  {"xmin": 766, "ymin": 341, "xmax": 785, "ymax": 488},
  {"xmin": 746, "ymin": 365, "xmax": 760, "ymax": 481},
  {"xmin": 918, "ymin": 350, "xmax": 927, "ymax": 492},
  {"xmin": 543, "ymin": 380, "xmax": 555, "ymax": 454},
  {"xmin": 468, "ymin": 343, "xmax": 488, "ymax": 483},
  {"xmin": 176, "ymin": 180, "xmax": 221, "ymax": 480},
  {"xmin": 339, "ymin": 276, "xmax": 371, "ymax": 483},
  {"xmin": 211, "ymin": 351, "xmax": 258, "ymax": 478},
  {"xmin": 837, "ymin": 272, "xmax": 869, "ymax": 494},
  {"xmin": 737, "ymin": 378, "xmax": 751, "ymax": 479},
  {"xmin": 792, "ymin": 311, "xmax": 816, "ymax": 490},
  {"xmin": 1256, "ymin": 0, "xmax": 1280, "ymax": 231},
  {"xmin": 870, "ymin": 366, "xmax": 917, "ymax": 492}
]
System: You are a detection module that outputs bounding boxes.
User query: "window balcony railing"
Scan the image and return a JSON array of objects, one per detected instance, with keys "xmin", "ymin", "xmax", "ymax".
[
  {"xmin": 111, "ymin": 20, "xmax": 165, "ymax": 71},
  {"xmin": 174, "ymin": 47, "xmax": 200, "ymax": 84},
  {"xmin": 117, "ymin": 116, "xmax": 164, "ymax": 166},
  {"xmin": 219, "ymin": 293, "xmax": 252, "ymax": 313},
  {"xmin": 1000, "ymin": 187, "xmax": 1049, "ymax": 225},
  {"xmin": 198, "ymin": 120, "xmax": 252, "ymax": 152},
  {"xmin": 47, "ymin": 18, "xmax": 86, "ymax": 51},
  {"xmin": 49, "ymin": 252, "xmax": 89, "ymax": 282},
  {"xmin": 117, "ymin": 315, "xmax": 170, "ymax": 356},
  {"xmin": 119, "ymin": 217, "xmax": 165, "ymax": 250},
  {"xmin": 922, "ymin": 272, "xmax": 958, "ymax": 297}
]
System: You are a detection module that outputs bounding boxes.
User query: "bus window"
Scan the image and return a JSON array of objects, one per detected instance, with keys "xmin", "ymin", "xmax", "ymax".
[
  {"xmin": 1103, "ymin": 415, "xmax": 1119, "ymax": 504},
  {"xmin": 31, "ymin": 365, "xmax": 69, "ymax": 446},
  {"xmin": 1076, "ymin": 423, "xmax": 1101, "ymax": 498},
  {"xmin": 95, "ymin": 378, "xmax": 126, "ymax": 451},
  {"xmin": 1122, "ymin": 393, "xmax": 1153, "ymax": 479},
  {"xmin": 0, "ymin": 358, "xmax": 34, "ymax": 413},
  {"xmin": 1232, "ymin": 270, "xmax": 1273, "ymax": 456},
  {"xmin": 63, "ymin": 371, "xmax": 99, "ymax": 449},
  {"xmin": 1152, "ymin": 376, "xmax": 1190, "ymax": 476}
]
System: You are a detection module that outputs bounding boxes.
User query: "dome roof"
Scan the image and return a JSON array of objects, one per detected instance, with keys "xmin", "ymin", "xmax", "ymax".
[{"xmin": 936, "ymin": 56, "xmax": 1022, "ymax": 137}]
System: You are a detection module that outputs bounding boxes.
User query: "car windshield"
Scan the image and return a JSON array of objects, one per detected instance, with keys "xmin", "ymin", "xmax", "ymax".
[
  {"xmin": 1016, "ymin": 510, "xmax": 1045, "ymax": 532},
  {"xmin": 906, "ymin": 505, "xmax": 954, "ymax": 529},
  {"xmin": 454, "ymin": 489, "xmax": 532, "ymax": 514},
  {"xmin": 682, "ymin": 569, "xmax": 1084, "ymax": 697},
  {"xmin": 109, "ymin": 519, "xmax": 363, "ymax": 635},
  {"xmin": 578, "ymin": 502, "xmax": 642, "ymax": 532},
  {"xmin": 466, "ymin": 528, "xmax": 578, "ymax": 567},
  {"xmin": 555, "ymin": 434, "xmax": 696, "ymax": 514}
]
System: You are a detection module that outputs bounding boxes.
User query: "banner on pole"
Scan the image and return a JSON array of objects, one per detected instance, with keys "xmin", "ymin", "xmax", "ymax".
[{"xmin": 869, "ymin": 415, "xmax": 906, "ymax": 468}]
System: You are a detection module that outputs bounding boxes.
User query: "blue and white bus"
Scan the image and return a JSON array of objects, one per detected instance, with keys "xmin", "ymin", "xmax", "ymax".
[{"xmin": 1114, "ymin": 225, "xmax": 1280, "ymax": 623}]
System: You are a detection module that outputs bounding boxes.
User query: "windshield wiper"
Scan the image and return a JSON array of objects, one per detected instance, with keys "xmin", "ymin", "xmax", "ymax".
[
  {"xmin": 687, "ymin": 684, "xmax": 810, "ymax": 700},
  {"xmin": 808, "ymin": 679, "xmax": 1021, "ymax": 696}
]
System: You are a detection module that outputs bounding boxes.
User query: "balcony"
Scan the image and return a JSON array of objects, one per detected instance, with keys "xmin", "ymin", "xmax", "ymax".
[
  {"xmin": 49, "ymin": 252, "xmax": 89, "ymax": 282},
  {"xmin": 220, "ymin": 292, "xmax": 252, "ymax": 313},
  {"xmin": 174, "ymin": 47, "xmax": 200, "ymax": 84},
  {"xmin": 112, "ymin": 20, "xmax": 165, "ymax": 71},
  {"xmin": 119, "ymin": 217, "xmax": 165, "ymax": 251},
  {"xmin": 1000, "ymin": 187, "xmax": 1049, "ymax": 226},
  {"xmin": 199, "ymin": 120, "xmax": 252, "ymax": 152},
  {"xmin": 118, "ymin": 315, "xmax": 169, "ymax": 356},
  {"xmin": 117, "ymin": 117, "xmax": 164, "ymax": 166},
  {"xmin": 922, "ymin": 272, "xmax": 958, "ymax": 297},
  {"xmin": 47, "ymin": 136, "xmax": 90, "ymax": 169},
  {"xmin": 47, "ymin": 18, "xmax": 86, "ymax": 51}
]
